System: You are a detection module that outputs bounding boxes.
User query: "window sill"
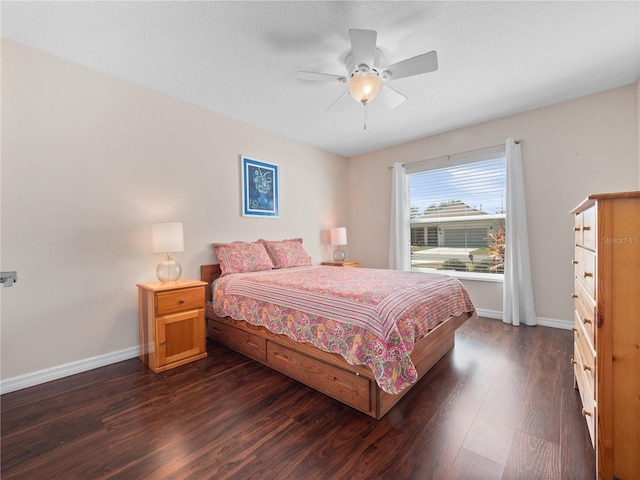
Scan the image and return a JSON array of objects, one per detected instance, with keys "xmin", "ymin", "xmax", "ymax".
[{"xmin": 413, "ymin": 267, "xmax": 504, "ymax": 283}]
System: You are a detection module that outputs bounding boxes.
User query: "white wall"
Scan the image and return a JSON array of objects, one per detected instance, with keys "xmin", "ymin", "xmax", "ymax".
[
  {"xmin": 0, "ymin": 40, "xmax": 347, "ymax": 386},
  {"xmin": 348, "ymin": 84, "xmax": 639, "ymax": 326},
  {"xmin": 2, "ymin": 39, "xmax": 638, "ymax": 392}
]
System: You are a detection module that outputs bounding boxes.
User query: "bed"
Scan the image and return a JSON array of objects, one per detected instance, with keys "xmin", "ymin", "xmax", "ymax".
[{"xmin": 201, "ymin": 249, "xmax": 475, "ymax": 419}]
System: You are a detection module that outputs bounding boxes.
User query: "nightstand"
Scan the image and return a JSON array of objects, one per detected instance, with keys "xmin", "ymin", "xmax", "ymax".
[
  {"xmin": 137, "ymin": 279, "xmax": 207, "ymax": 373},
  {"xmin": 321, "ymin": 261, "xmax": 359, "ymax": 268}
]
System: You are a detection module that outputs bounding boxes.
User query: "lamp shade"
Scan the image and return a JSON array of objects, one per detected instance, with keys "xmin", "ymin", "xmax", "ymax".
[
  {"xmin": 330, "ymin": 227, "xmax": 347, "ymax": 246},
  {"xmin": 152, "ymin": 222, "xmax": 184, "ymax": 253},
  {"xmin": 347, "ymin": 73, "xmax": 383, "ymax": 105}
]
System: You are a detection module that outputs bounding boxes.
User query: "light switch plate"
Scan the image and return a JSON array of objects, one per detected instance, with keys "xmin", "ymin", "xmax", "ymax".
[{"xmin": 0, "ymin": 271, "xmax": 17, "ymax": 287}]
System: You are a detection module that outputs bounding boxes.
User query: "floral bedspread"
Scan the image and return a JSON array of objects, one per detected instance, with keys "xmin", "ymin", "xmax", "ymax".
[{"xmin": 213, "ymin": 266, "xmax": 476, "ymax": 394}]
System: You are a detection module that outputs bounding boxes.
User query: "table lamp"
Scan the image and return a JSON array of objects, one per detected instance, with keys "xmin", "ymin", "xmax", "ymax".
[
  {"xmin": 152, "ymin": 222, "xmax": 184, "ymax": 282},
  {"xmin": 330, "ymin": 227, "xmax": 347, "ymax": 262}
]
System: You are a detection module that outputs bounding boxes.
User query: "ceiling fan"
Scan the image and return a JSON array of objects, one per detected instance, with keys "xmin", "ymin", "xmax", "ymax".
[{"xmin": 298, "ymin": 29, "xmax": 438, "ymax": 116}]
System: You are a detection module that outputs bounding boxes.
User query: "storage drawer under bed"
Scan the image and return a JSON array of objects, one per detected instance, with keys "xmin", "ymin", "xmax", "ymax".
[
  {"xmin": 266, "ymin": 341, "xmax": 372, "ymax": 413},
  {"xmin": 208, "ymin": 318, "xmax": 267, "ymax": 362}
]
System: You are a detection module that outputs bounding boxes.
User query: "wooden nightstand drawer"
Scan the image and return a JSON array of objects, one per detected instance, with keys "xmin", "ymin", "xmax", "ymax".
[{"xmin": 156, "ymin": 286, "xmax": 205, "ymax": 316}]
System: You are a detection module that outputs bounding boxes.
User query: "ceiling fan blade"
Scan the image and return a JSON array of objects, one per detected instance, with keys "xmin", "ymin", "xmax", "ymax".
[
  {"xmin": 298, "ymin": 71, "xmax": 346, "ymax": 83},
  {"xmin": 349, "ymin": 29, "xmax": 377, "ymax": 69},
  {"xmin": 382, "ymin": 51, "xmax": 438, "ymax": 81},
  {"xmin": 327, "ymin": 91, "xmax": 353, "ymax": 111},
  {"xmin": 377, "ymin": 85, "xmax": 407, "ymax": 109}
]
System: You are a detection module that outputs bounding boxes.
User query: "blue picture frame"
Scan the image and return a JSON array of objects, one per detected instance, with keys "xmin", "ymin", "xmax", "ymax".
[{"xmin": 241, "ymin": 156, "xmax": 279, "ymax": 217}]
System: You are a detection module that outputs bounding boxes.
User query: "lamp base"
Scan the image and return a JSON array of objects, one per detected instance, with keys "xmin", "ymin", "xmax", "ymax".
[
  {"xmin": 332, "ymin": 247, "xmax": 346, "ymax": 262},
  {"xmin": 156, "ymin": 254, "xmax": 182, "ymax": 282}
]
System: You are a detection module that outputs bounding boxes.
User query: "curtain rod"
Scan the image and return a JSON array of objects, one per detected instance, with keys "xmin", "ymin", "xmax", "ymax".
[{"xmin": 388, "ymin": 138, "xmax": 523, "ymax": 169}]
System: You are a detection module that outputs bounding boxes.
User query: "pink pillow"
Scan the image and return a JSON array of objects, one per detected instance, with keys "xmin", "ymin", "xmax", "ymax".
[
  {"xmin": 213, "ymin": 241, "xmax": 274, "ymax": 276},
  {"xmin": 259, "ymin": 238, "xmax": 312, "ymax": 269}
]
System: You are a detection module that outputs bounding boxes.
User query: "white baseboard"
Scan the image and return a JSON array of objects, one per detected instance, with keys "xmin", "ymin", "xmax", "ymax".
[
  {"xmin": 0, "ymin": 346, "xmax": 139, "ymax": 395},
  {"xmin": 536, "ymin": 316, "xmax": 573, "ymax": 330},
  {"xmin": 475, "ymin": 309, "xmax": 572, "ymax": 330},
  {"xmin": 475, "ymin": 308, "xmax": 503, "ymax": 320},
  {"xmin": 1, "ymin": 310, "xmax": 573, "ymax": 395}
]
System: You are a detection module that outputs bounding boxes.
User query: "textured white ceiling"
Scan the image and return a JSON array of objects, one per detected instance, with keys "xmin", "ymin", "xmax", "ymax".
[{"xmin": 2, "ymin": 1, "xmax": 639, "ymax": 157}]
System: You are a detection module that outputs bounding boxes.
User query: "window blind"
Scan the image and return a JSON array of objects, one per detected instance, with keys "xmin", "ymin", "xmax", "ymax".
[{"xmin": 407, "ymin": 153, "xmax": 506, "ymax": 275}]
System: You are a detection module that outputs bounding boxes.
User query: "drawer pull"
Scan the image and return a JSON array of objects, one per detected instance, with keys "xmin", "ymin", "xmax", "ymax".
[
  {"xmin": 574, "ymin": 227, "xmax": 581, "ymax": 232},
  {"xmin": 570, "ymin": 358, "xmax": 577, "ymax": 366},
  {"xmin": 572, "ymin": 259, "xmax": 578, "ymax": 265},
  {"xmin": 571, "ymin": 327, "xmax": 578, "ymax": 333},
  {"xmin": 572, "ymin": 293, "xmax": 578, "ymax": 299},
  {"xmin": 179, "ymin": 299, "xmax": 186, "ymax": 304},
  {"xmin": 160, "ymin": 340, "xmax": 166, "ymax": 346},
  {"xmin": 582, "ymin": 226, "xmax": 591, "ymax": 231},
  {"xmin": 274, "ymin": 352, "xmax": 291, "ymax": 362},
  {"xmin": 583, "ymin": 317, "xmax": 592, "ymax": 325},
  {"xmin": 583, "ymin": 364, "xmax": 593, "ymax": 372},
  {"xmin": 581, "ymin": 408, "xmax": 593, "ymax": 417},
  {"xmin": 583, "ymin": 272, "xmax": 593, "ymax": 278}
]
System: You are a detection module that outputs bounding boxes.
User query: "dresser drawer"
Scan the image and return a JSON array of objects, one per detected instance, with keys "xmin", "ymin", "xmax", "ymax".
[
  {"xmin": 573, "ymin": 340, "xmax": 596, "ymax": 447},
  {"xmin": 156, "ymin": 286, "xmax": 205, "ymax": 316},
  {"xmin": 574, "ymin": 247, "xmax": 596, "ymax": 299},
  {"xmin": 581, "ymin": 206, "xmax": 596, "ymax": 250},
  {"xmin": 574, "ymin": 206, "xmax": 597, "ymax": 249},
  {"xmin": 574, "ymin": 310, "xmax": 596, "ymax": 389},
  {"xmin": 574, "ymin": 211, "xmax": 583, "ymax": 246},
  {"xmin": 573, "ymin": 281, "xmax": 596, "ymax": 344}
]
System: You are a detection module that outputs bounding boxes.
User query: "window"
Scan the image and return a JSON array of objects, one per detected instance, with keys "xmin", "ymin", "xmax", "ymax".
[{"xmin": 407, "ymin": 150, "xmax": 506, "ymax": 278}]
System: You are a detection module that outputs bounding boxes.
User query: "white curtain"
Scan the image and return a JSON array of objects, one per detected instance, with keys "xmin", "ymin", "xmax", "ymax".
[
  {"xmin": 389, "ymin": 162, "xmax": 411, "ymax": 270},
  {"xmin": 503, "ymin": 138, "xmax": 537, "ymax": 326}
]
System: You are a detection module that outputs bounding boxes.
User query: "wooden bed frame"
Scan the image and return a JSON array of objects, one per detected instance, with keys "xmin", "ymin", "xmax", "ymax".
[{"xmin": 201, "ymin": 264, "xmax": 471, "ymax": 419}]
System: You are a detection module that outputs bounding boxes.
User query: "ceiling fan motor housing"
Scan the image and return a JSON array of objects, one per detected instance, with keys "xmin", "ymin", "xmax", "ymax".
[{"xmin": 345, "ymin": 48, "xmax": 387, "ymax": 80}]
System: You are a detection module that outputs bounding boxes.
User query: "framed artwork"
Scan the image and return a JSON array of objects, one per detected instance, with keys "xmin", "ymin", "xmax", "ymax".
[{"xmin": 241, "ymin": 156, "xmax": 279, "ymax": 217}]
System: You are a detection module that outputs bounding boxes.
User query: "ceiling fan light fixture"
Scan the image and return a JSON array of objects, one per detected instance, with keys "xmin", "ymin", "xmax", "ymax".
[
  {"xmin": 297, "ymin": 29, "xmax": 437, "ymax": 114},
  {"xmin": 347, "ymin": 72, "xmax": 383, "ymax": 105}
]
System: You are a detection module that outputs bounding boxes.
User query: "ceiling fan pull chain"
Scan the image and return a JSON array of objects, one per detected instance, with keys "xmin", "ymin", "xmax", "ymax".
[{"xmin": 363, "ymin": 104, "xmax": 368, "ymax": 130}]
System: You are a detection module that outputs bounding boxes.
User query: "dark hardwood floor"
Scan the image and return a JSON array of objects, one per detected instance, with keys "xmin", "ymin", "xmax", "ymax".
[{"xmin": 1, "ymin": 317, "xmax": 595, "ymax": 479}]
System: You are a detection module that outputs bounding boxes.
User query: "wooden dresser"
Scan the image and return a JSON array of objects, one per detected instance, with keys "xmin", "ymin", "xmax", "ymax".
[{"xmin": 570, "ymin": 191, "xmax": 640, "ymax": 480}]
